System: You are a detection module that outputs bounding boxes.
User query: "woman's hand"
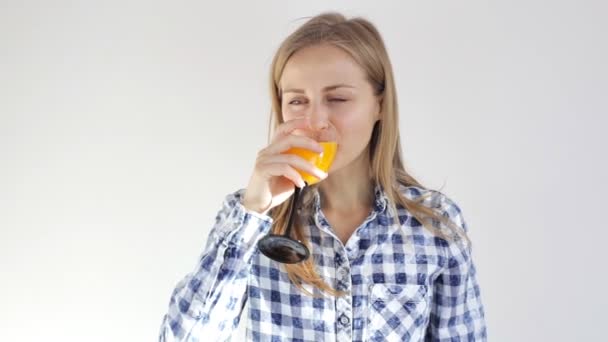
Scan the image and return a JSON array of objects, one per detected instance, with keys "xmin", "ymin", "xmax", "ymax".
[{"xmin": 242, "ymin": 117, "xmax": 328, "ymax": 214}]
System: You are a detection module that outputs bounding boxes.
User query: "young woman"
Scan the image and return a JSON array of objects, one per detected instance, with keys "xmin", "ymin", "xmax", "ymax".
[{"xmin": 159, "ymin": 12, "xmax": 487, "ymax": 342}]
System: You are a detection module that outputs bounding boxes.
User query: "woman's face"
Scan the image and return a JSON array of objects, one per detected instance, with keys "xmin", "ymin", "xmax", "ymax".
[{"xmin": 279, "ymin": 43, "xmax": 381, "ymax": 173}]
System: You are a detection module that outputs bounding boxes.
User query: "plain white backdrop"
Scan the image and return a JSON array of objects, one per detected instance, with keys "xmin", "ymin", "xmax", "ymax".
[{"xmin": 1, "ymin": 1, "xmax": 606, "ymax": 341}]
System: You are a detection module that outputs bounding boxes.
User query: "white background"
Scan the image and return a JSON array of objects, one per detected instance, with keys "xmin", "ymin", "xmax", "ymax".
[{"xmin": 1, "ymin": 1, "xmax": 606, "ymax": 341}]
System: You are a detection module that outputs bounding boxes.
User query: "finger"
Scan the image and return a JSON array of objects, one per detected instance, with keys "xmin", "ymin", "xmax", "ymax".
[
  {"xmin": 259, "ymin": 154, "xmax": 328, "ymax": 180},
  {"xmin": 271, "ymin": 117, "xmax": 312, "ymax": 143},
  {"xmin": 262, "ymin": 163, "xmax": 306, "ymax": 188},
  {"xmin": 262, "ymin": 134, "xmax": 323, "ymax": 156}
]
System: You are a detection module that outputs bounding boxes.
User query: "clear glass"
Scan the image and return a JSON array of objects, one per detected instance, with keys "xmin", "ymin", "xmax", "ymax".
[{"xmin": 257, "ymin": 123, "xmax": 338, "ymax": 263}]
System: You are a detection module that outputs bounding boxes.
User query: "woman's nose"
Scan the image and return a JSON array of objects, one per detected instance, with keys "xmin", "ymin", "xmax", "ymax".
[{"xmin": 308, "ymin": 103, "xmax": 329, "ymax": 131}]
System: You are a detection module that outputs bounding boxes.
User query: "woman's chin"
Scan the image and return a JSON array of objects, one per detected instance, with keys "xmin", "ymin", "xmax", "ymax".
[{"xmin": 327, "ymin": 158, "xmax": 344, "ymax": 175}]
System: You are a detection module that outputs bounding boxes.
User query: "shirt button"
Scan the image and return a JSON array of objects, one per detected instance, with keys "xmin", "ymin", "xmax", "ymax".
[{"xmin": 339, "ymin": 314, "xmax": 350, "ymax": 326}]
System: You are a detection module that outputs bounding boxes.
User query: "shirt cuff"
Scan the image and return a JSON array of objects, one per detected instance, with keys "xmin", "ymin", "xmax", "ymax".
[{"xmin": 212, "ymin": 189, "xmax": 274, "ymax": 249}]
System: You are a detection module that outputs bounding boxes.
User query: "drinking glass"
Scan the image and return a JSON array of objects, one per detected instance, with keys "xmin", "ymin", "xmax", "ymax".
[{"xmin": 257, "ymin": 124, "xmax": 337, "ymax": 263}]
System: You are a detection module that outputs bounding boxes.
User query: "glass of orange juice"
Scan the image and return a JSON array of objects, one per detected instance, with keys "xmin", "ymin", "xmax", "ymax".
[
  {"xmin": 284, "ymin": 141, "xmax": 338, "ymax": 185},
  {"xmin": 257, "ymin": 124, "xmax": 338, "ymax": 263}
]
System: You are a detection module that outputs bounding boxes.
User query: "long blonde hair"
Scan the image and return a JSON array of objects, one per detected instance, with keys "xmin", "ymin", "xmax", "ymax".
[{"xmin": 266, "ymin": 12, "xmax": 470, "ymax": 297}]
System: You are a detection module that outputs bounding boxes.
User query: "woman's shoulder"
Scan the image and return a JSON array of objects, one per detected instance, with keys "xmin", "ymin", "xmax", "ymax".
[
  {"xmin": 396, "ymin": 183, "xmax": 452, "ymax": 208},
  {"xmin": 396, "ymin": 183, "xmax": 469, "ymax": 234}
]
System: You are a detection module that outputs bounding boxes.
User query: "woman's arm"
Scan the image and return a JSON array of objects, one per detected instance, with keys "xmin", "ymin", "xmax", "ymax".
[
  {"xmin": 425, "ymin": 194, "xmax": 488, "ymax": 341},
  {"xmin": 158, "ymin": 189, "xmax": 273, "ymax": 342}
]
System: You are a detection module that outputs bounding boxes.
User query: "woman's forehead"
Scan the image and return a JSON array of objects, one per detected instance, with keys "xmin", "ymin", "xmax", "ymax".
[{"xmin": 279, "ymin": 45, "xmax": 367, "ymax": 91}]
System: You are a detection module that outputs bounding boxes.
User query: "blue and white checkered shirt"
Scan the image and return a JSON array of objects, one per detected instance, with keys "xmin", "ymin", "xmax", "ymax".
[{"xmin": 159, "ymin": 184, "xmax": 487, "ymax": 341}]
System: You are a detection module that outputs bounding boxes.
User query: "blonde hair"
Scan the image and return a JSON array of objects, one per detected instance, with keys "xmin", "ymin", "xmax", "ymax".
[{"xmin": 266, "ymin": 12, "xmax": 470, "ymax": 297}]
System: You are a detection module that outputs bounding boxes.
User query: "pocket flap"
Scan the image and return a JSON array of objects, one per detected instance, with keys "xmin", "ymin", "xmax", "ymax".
[{"xmin": 370, "ymin": 283, "xmax": 427, "ymax": 303}]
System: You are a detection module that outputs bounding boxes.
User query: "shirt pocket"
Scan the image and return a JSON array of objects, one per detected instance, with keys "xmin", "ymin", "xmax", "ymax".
[{"xmin": 365, "ymin": 283, "xmax": 430, "ymax": 342}]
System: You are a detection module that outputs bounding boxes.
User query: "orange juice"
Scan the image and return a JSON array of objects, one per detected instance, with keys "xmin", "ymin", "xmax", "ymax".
[{"xmin": 285, "ymin": 141, "xmax": 337, "ymax": 185}]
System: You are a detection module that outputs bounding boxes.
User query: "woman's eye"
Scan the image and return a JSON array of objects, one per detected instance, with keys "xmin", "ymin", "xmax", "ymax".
[{"xmin": 287, "ymin": 98, "xmax": 346, "ymax": 105}]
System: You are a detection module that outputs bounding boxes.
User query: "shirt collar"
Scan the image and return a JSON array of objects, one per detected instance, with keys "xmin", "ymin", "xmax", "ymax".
[
  {"xmin": 306, "ymin": 182, "xmax": 390, "ymax": 242},
  {"xmin": 309, "ymin": 182, "xmax": 388, "ymax": 216}
]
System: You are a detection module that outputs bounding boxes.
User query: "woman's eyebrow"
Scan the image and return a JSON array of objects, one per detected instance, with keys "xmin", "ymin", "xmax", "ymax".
[{"xmin": 282, "ymin": 84, "xmax": 356, "ymax": 95}]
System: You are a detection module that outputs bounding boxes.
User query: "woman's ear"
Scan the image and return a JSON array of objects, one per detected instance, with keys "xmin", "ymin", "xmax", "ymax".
[{"xmin": 375, "ymin": 95, "xmax": 383, "ymax": 122}]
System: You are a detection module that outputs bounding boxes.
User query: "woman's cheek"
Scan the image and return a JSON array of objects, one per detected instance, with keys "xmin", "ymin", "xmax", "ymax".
[{"xmin": 281, "ymin": 107, "xmax": 296, "ymax": 121}]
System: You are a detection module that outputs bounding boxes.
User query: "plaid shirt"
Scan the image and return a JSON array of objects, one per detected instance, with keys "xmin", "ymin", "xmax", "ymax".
[{"xmin": 159, "ymin": 184, "xmax": 487, "ymax": 341}]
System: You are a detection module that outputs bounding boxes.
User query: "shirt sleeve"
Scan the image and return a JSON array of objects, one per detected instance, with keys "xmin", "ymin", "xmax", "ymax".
[
  {"xmin": 425, "ymin": 193, "xmax": 488, "ymax": 341},
  {"xmin": 159, "ymin": 189, "xmax": 273, "ymax": 342}
]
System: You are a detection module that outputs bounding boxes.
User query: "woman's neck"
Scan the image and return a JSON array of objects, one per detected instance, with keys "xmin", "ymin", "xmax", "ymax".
[{"xmin": 318, "ymin": 152, "xmax": 374, "ymax": 213}]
